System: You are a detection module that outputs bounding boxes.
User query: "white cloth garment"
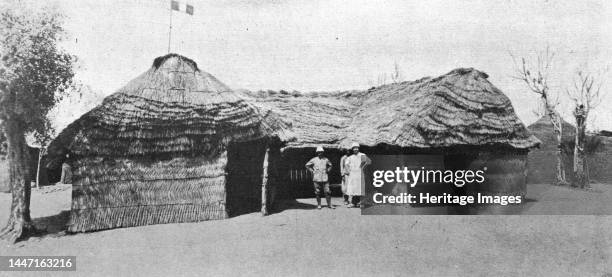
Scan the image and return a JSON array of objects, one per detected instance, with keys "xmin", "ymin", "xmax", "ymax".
[{"xmin": 345, "ymin": 152, "xmax": 371, "ymax": 196}]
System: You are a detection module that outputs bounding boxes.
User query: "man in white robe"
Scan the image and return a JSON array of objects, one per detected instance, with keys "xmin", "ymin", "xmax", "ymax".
[{"xmin": 345, "ymin": 142, "xmax": 371, "ymax": 207}]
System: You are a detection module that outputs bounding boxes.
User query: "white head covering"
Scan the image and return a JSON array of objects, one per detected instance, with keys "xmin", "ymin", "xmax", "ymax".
[
  {"xmin": 351, "ymin": 142, "xmax": 360, "ymax": 149},
  {"xmin": 316, "ymin": 146, "xmax": 324, "ymax": 152}
]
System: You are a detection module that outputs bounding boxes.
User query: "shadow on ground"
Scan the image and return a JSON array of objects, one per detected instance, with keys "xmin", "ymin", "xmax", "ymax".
[
  {"xmin": 20, "ymin": 210, "xmax": 71, "ymax": 242},
  {"xmin": 272, "ymin": 199, "xmax": 319, "ymax": 214}
]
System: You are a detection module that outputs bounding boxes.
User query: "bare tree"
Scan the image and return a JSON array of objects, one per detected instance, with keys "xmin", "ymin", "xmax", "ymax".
[
  {"xmin": 375, "ymin": 62, "xmax": 403, "ymax": 86},
  {"xmin": 566, "ymin": 70, "xmax": 606, "ymax": 188},
  {"xmin": 377, "ymin": 73, "xmax": 387, "ymax": 86},
  {"xmin": 391, "ymin": 62, "xmax": 403, "ymax": 84},
  {"xmin": 511, "ymin": 47, "xmax": 569, "ymax": 185}
]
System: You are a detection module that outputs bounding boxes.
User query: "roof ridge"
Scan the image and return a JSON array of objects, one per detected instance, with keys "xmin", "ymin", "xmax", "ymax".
[{"xmin": 152, "ymin": 53, "xmax": 199, "ymax": 71}]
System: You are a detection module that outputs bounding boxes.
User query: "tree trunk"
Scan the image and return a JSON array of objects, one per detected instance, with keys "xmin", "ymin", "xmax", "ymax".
[
  {"xmin": 0, "ymin": 120, "xmax": 35, "ymax": 243},
  {"xmin": 261, "ymin": 146, "xmax": 270, "ymax": 216},
  {"xmin": 554, "ymin": 128, "xmax": 568, "ymax": 185},
  {"xmin": 548, "ymin": 111, "xmax": 568, "ymax": 186},
  {"xmin": 573, "ymin": 109, "xmax": 589, "ymax": 188}
]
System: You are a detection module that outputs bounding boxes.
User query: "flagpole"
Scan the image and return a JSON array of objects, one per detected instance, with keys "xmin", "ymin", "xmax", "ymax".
[{"xmin": 168, "ymin": 5, "xmax": 173, "ymax": 53}]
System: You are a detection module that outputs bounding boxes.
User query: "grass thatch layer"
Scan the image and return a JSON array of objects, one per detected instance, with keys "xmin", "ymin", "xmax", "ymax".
[
  {"xmin": 242, "ymin": 68, "xmax": 539, "ymax": 150},
  {"xmin": 70, "ymin": 155, "xmax": 226, "ymax": 187},
  {"xmin": 238, "ymin": 91, "xmax": 354, "ymax": 148},
  {"xmin": 47, "ymin": 54, "xmax": 291, "ymax": 166}
]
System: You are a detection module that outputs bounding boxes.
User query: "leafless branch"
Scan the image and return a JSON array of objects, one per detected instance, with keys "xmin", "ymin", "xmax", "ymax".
[
  {"xmin": 509, "ymin": 48, "xmax": 558, "ymax": 111},
  {"xmin": 566, "ymin": 68, "xmax": 607, "ymax": 116}
]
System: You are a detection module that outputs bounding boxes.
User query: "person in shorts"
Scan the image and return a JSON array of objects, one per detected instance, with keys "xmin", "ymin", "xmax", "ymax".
[{"xmin": 305, "ymin": 146, "xmax": 334, "ymax": 209}]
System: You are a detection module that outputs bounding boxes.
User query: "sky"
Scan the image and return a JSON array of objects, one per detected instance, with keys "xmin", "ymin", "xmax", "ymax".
[{"xmin": 15, "ymin": 0, "xmax": 612, "ymax": 131}]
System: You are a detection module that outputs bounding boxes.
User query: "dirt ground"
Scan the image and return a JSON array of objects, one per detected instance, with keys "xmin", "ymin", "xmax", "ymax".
[{"xmin": 0, "ymin": 183, "xmax": 611, "ymax": 277}]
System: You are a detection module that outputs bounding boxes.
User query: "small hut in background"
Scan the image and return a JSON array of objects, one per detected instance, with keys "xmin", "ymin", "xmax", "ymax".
[
  {"xmin": 526, "ymin": 116, "xmax": 575, "ymax": 184},
  {"xmin": 527, "ymin": 116, "xmax": 612, "ymax": 184},
  {"xmin": 47, "ymin": 54, "xmax": 291, "ymax": 232},
  {"xmin": 243, "ymin": 68, "xmax": 540, "ymax": 199}
]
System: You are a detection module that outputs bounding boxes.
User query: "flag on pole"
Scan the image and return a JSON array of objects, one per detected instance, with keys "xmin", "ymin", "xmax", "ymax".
[
  {"xmin": 186, "ymin": 4, "xmax": 194, "ymax": 15},
  {"xmin": 171, "ymin": 1, "xmax": 194, "ymax": 15}
]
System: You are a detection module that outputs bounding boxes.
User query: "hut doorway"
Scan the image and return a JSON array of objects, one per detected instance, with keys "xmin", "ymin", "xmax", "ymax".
[
  {"xmin": 278, "ymin": 148, "xmax": 345, "ymax": 199},
  {"xmin": 225, "ymin": 139, "xmax": 268, "ymax": 216}
]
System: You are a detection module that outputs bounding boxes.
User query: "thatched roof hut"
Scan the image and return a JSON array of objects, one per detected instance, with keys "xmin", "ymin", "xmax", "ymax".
[
  {"xmin": 47, "ymin": 54, "xmax": 290, "ymax": 232},
  {"xmin": 242, "ymin": 68, "xmax": 540, "ymax": 201},
  {"xmin": 526, "ymin": 116, "xmax": 575, "ymax": 184}
]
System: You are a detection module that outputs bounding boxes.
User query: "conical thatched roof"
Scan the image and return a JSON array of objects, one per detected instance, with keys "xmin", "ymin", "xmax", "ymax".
[
  {"xmin": 526, "ymin": 116, "xmax": 575, "ymax": 184},
  {"xmin": 242, "ymin": 68, "xmax": 540, "ymax": 150},
  {"xmin": 527, "ymin": 115, "xmax": 576, "ymax": 143},
  {"xmin": 47, "ymin": 54, "xmax": 290, "ymax": 165}
]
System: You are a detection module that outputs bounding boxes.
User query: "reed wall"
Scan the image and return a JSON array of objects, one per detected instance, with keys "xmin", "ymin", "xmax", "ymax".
[{"xmin": 68, "ymin": 153, "xmax": 228, "ymax": 232}]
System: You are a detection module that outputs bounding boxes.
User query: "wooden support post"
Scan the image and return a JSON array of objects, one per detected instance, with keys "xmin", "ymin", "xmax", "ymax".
[
  {"xmin": 36, "ymin": 148, "xmax": 42, "ymax": 189},
  {"xmin": 261, "ymin": 146, "xmax": 270, "ymax": 216}
]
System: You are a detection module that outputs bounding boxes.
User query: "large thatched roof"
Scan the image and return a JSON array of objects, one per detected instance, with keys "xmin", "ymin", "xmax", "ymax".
[
  {"xmin": 47, "ymin": 54, "xmax": 291, "ymax": 166},
  {"xmin": 242, "ymin": 68, "xmax": 540, "ymax": 150}
]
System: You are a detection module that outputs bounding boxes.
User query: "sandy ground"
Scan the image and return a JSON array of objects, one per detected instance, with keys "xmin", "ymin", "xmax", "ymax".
[{"xmin": 0, "ymin": 184, "xmax": 611, "ymax": 277}]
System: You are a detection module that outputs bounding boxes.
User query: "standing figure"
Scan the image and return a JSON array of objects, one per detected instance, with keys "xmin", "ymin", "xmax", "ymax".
[
  {"xmin": 60, "ymin": 154, "xmax": 72, "ymax": 184},
  {"xmin": 340, "ymin": 148, "xmax": 350, "ymax": 205},
  {"xmin": 345, "ymin": 142, "xmax": 371, "ymax": 208},
  {"xmin": 305, "ymin": 146, "xmax": 334, "ymax": 209}
]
